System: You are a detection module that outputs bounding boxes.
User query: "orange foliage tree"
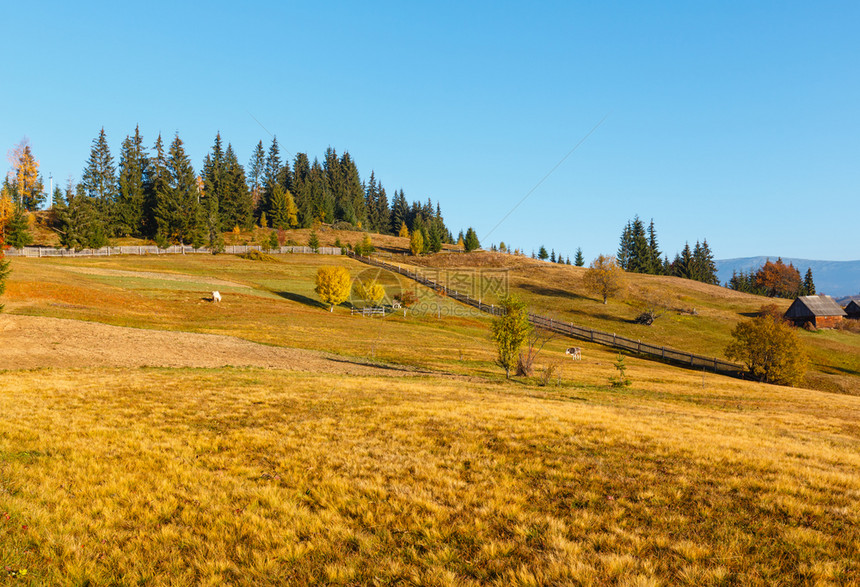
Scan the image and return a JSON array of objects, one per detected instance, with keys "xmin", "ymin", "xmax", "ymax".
[
  {"xmin": 583, "ymin": 254, "xmax": 626, "ymax": 304},
  {"xmin": 755, "ymin": 258, "xmax": 801, "ymax": 298}
]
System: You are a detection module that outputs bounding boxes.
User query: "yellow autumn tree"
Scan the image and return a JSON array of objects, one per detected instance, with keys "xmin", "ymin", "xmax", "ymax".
[
  {"xmin": 410, "ymin": 229, "xmax": 424, "ymax": 256},
  {"xmin": 0, "ymin": 194, "xmax": 13, "ymax": 241},
  {"xmin": 398, "ymin": 221, "xmax": 409, "ymax": 238},
  {"xmin": 315, "ymin": 266, "xmax": 352, "ymax": 311},
  {"xmin": 352, "ymin": 279, "xmax": 386, "ymax": 307},
  {"xmin": 583, "ymin": 254, "xmax": 626, "ymax": 304},
  {"xmin": 7, "ymin": 139, "xmax": 45, "ymax": 210}
]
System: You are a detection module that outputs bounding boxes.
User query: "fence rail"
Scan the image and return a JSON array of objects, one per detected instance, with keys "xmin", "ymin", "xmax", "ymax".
[
  {"xmin": 350, "ymin": 307, "xmax": 387, "ymax": 317},
  {"xmin": 4, "ymin": 245, "xmax": 343, "ymax": 258},
  {"xmin": 347, "ymin": 252, "xmax": 745, "ymax": 378}
]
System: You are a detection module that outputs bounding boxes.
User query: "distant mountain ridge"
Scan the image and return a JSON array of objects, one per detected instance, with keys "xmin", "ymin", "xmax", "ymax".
[{"xmin": 715, "ymin": 257, "xmax": 860, "ymax": 298}]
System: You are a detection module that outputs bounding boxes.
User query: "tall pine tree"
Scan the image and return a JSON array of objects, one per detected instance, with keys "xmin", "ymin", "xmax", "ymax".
[
  {"xmin": 201, "ymin": 133, "xmax": 226, "ymax": 251},
  {"xmin": 116, "ymin": 125, "xmax": 148, "ymax": 237},
  {"xmin": 222, "ymin": 145, "xmax": 253, "ymax": 230},
  {"xmin": 155, "ymin": 134, "xmax": 201, "ymax": 246},
  {"xmin": 248, "ymin": 141, "xmax": 266, "ymax": 218},
  {"xmin": 646, "ymin": 219, "xmax": 661, "ymax": 274},
  {"xmin": 81, "ymin": 128, "xmax": 117, "ymax": 234}
]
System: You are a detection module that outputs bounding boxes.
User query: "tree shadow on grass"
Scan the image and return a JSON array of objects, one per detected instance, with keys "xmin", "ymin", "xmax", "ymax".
[
  {"xmin": 518, "ymin": 282, "xmax": 587, "ymax": 301},
  {"xmin": 822, "ymin": 365, "xmax": 860, "ymax": 377},
  {"xmin": 591, "ymin": 312, "xmax": 630, "ymax": 325},
  {"xmin": 274, "ymin": 291, "xmax": 329, "ymax": 310}
]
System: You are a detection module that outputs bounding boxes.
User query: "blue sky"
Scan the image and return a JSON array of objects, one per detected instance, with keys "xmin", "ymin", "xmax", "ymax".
[{"xmin": 2, "ymin": 1, "xmax": 858, "ymax": 261}]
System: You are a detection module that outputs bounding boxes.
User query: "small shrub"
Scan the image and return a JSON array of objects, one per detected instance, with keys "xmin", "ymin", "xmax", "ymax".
[
  {"xmin": 634, "ymin": 310, "xmax": 660, "ymax": 325},
  {"xmin": 331, "ymin": 221, "xmax": 356, "ymax": 231},
  {"xmin": 393, "ymin": 291, "xmax": 418, "ymax": 308},
  {"xmin": 239, "ymin": 250, "xmax": 278, "ymax": 262},
  {"xmin": 835, "ymin": 319, "xmax": 860, "ymax": 334},
  {"xmin": 609, "ymin": 353, "xmax": 632, "ymax": 387},
  {"xmin": 538, "ymin": 364, "xmax": 557, "ymax": 387}
]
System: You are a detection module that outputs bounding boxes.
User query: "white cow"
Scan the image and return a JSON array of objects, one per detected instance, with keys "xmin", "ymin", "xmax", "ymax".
[
  {"xmin": 212, "ymin": 291, "xmax": 222, "ymax": 303},
  {"xmin": 565, "ymin": 347, "xmax": 582, "ymax": 360}
]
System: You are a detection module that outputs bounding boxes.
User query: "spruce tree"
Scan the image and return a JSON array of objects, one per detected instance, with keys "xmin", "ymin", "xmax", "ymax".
[
  {"xmin": 427, "ymin": 220, "xmax": 443, "ymax": 253},
  {"xmin": 269, "ymin": 185, "xmax": 298, "ymax": 229},
  {"xmin": 116, "ymin": 126, "xmax": 148, "ymax": 237},
  {"xmin": 550, "ymin": 249, "xmax": 556, "ymax": 263},
  {"xmin": 391, "ymin": 189, "xmax": 409, "ymax": 234},
  {"xmin": 697, "ymin": 239, "xmax": 718, "ymax": 285},
  {"xmin": 5, "ymin": 203, "xmax": 33, "ymax": 249},
  {"xmin": 464, "ymin": 227, "xmax": 480, "ymax": 252},
  {"xmin": 81, "ymin": 128, "xmax": 117, "ymax": 234},
  {"xmin": 647, "ymin": 219, "xmax": 661, "ymax": 274},
  {"xmin": 617, "ymin": 221, "xmax": 632, "ymax": 270},
  {"xmin": 538, "ymin": 246, "xmax": 549, "ymax": 260},
  {"xmin": 146, "ymin": 134, "xmax": 171, "ymax": 239},
  {"xmin": 202, "ymin": 133, "xmax": 226, "ymax": 250},
  {"xmin": 292, "ymin": 153, "xmax": 312, "ymax": 226},
  {"xmin": 376, "ymin": 185, "xmax": 390, "ymax": 234},
  {"xmin": 308, "ymin": 158, "xmax": 334, "ymax": 223},
  {"xmin": 628, "ymin": 216, "xmax": 649, "ymax": 273},
  {"xmin": 672, "ymin": 243, "xmax": 693, "ymax": 279},
  {"xmin": 248, "ymin": 141, "xmax": 266, "ymax": 216},
  {"xmin": 155, "ymin": 134, "xmax": 202, "ymax": 246},
  {"xmin": 222, "ymin": 145, "xmax": 253, "ymax": 230},
  {"xmin": 574, "ymin": 247, "xmax": 585, "ymax": 267},
  {"xmin": 263, "ymin": 137, "xmax": 283, "ymax": 220},
  {"xmin": 340, "ymin": 152, "xmax": 365, "ymax": 227},
  {"xmin": 364, "ymin": 171, "xmax": 379, "ymax": 231},
  {"xmin": 56, "ymin": 183, "xmax": 108, "ymax": 250},
  {"xmin": 802, "ymin": 268, "xmax": 816, "ymax": 296}
]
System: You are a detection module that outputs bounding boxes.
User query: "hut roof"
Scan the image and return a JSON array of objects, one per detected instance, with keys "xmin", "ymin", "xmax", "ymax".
[
  {"xmin": 784, "ymin": 295, "xmax": 847, "ymax": 320},
  {"xmin": 846, "ymin": 300, "xmax": 860, "ymax": 315}
]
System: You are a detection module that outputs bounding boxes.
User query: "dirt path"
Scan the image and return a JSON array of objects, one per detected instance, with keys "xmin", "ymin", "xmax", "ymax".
[{"xmin": 0, "ymin": 314, "xmax": 414, "ymax": 376}]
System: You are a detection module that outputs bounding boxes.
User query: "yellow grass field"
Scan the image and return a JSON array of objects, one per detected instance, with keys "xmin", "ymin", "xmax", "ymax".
[{"xmin": 1, "ymin": 252, "xmax": 859, "ymax": 585}]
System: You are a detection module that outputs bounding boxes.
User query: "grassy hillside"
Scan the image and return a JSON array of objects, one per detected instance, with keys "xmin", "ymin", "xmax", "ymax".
[
  {"xmin": 2, "ymin": 367, "xmax": 859, "ymax": 585},
  {"xmin": 1, "ymin": 251, "xmax": 859, "ymax": 584},
  {"xmin": 400, "ymin": 252, "xmax": 860, "ymax": 395}
]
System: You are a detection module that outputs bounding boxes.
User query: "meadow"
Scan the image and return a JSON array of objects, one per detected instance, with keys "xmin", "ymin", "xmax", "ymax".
[{"xmin": 1, "ymin": 251, "xmax": 859, "ymax": 585}]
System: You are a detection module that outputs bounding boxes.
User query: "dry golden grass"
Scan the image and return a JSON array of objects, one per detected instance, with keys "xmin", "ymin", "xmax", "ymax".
[
  {"xmin": 1, "ymin": 367, "xmax": 858, "ymax": 585},
  {"xmin": 402, "ymin": 252, "xmax": 860, "ymax": 395},
  {"xmin": 2, "ymin": 251, "xmax": 860, "ymax": 584}
]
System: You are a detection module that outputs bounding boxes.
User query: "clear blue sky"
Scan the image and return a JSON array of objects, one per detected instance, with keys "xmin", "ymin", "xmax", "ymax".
[{"xmin": 2, "ymin": 1, "xmax": 858, "ymax": 261}]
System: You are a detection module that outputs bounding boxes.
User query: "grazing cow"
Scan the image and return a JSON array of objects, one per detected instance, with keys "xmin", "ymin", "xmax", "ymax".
[
  {"xmin": 212, "ymin": 291, "xmax": 221, "ymax": 303},
  {"xmin": 565, "ymin": 347, "xmax": 582, "ymax": 360}
]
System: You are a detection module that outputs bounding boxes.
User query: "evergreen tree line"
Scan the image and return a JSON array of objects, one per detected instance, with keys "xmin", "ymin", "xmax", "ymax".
[
  {"xmin": 487, "ymin": 242, "xmax": 587, "ymax": 267},
  {"xmin": 728, "ymin": 259, "xmax": 815, "ymax": 298},
  {"xmin": 617, "ymin": 216, "xmax": 718, "ymax": 284},
  {"xmin": 10, "ymin": 129, "xmax": 454, "ymax": 250}
]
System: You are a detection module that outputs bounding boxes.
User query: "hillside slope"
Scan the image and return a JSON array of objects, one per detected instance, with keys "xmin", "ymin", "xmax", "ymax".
[
  {"xmin": 399, "ymin": 252, "xmax": 860, "ymax": 394},
  {"xmin": 1, "ymin": 251, "xmax": 859, "ymax": 584}
]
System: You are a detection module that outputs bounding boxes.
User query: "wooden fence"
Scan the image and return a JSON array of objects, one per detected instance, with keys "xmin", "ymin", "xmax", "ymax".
[
  {"xmin": 347, "ymin": 251, "xmax": 745, "ymax": 378},
  {"xmin": 350, "ymin": 307, "xmax": 387, "ymax": 317},
  {"xmin": 4, "ymin": 245, "xmax": 343, "ymax": 258}
]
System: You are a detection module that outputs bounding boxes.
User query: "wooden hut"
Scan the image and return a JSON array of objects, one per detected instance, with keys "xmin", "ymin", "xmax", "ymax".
[
  {"xmin": 845, "ymin": 300, "xmax": 860, "ymax": 319},
  {"xmin": 783, "ymin": 295, "xmax": 846, "ymax": 328}
]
